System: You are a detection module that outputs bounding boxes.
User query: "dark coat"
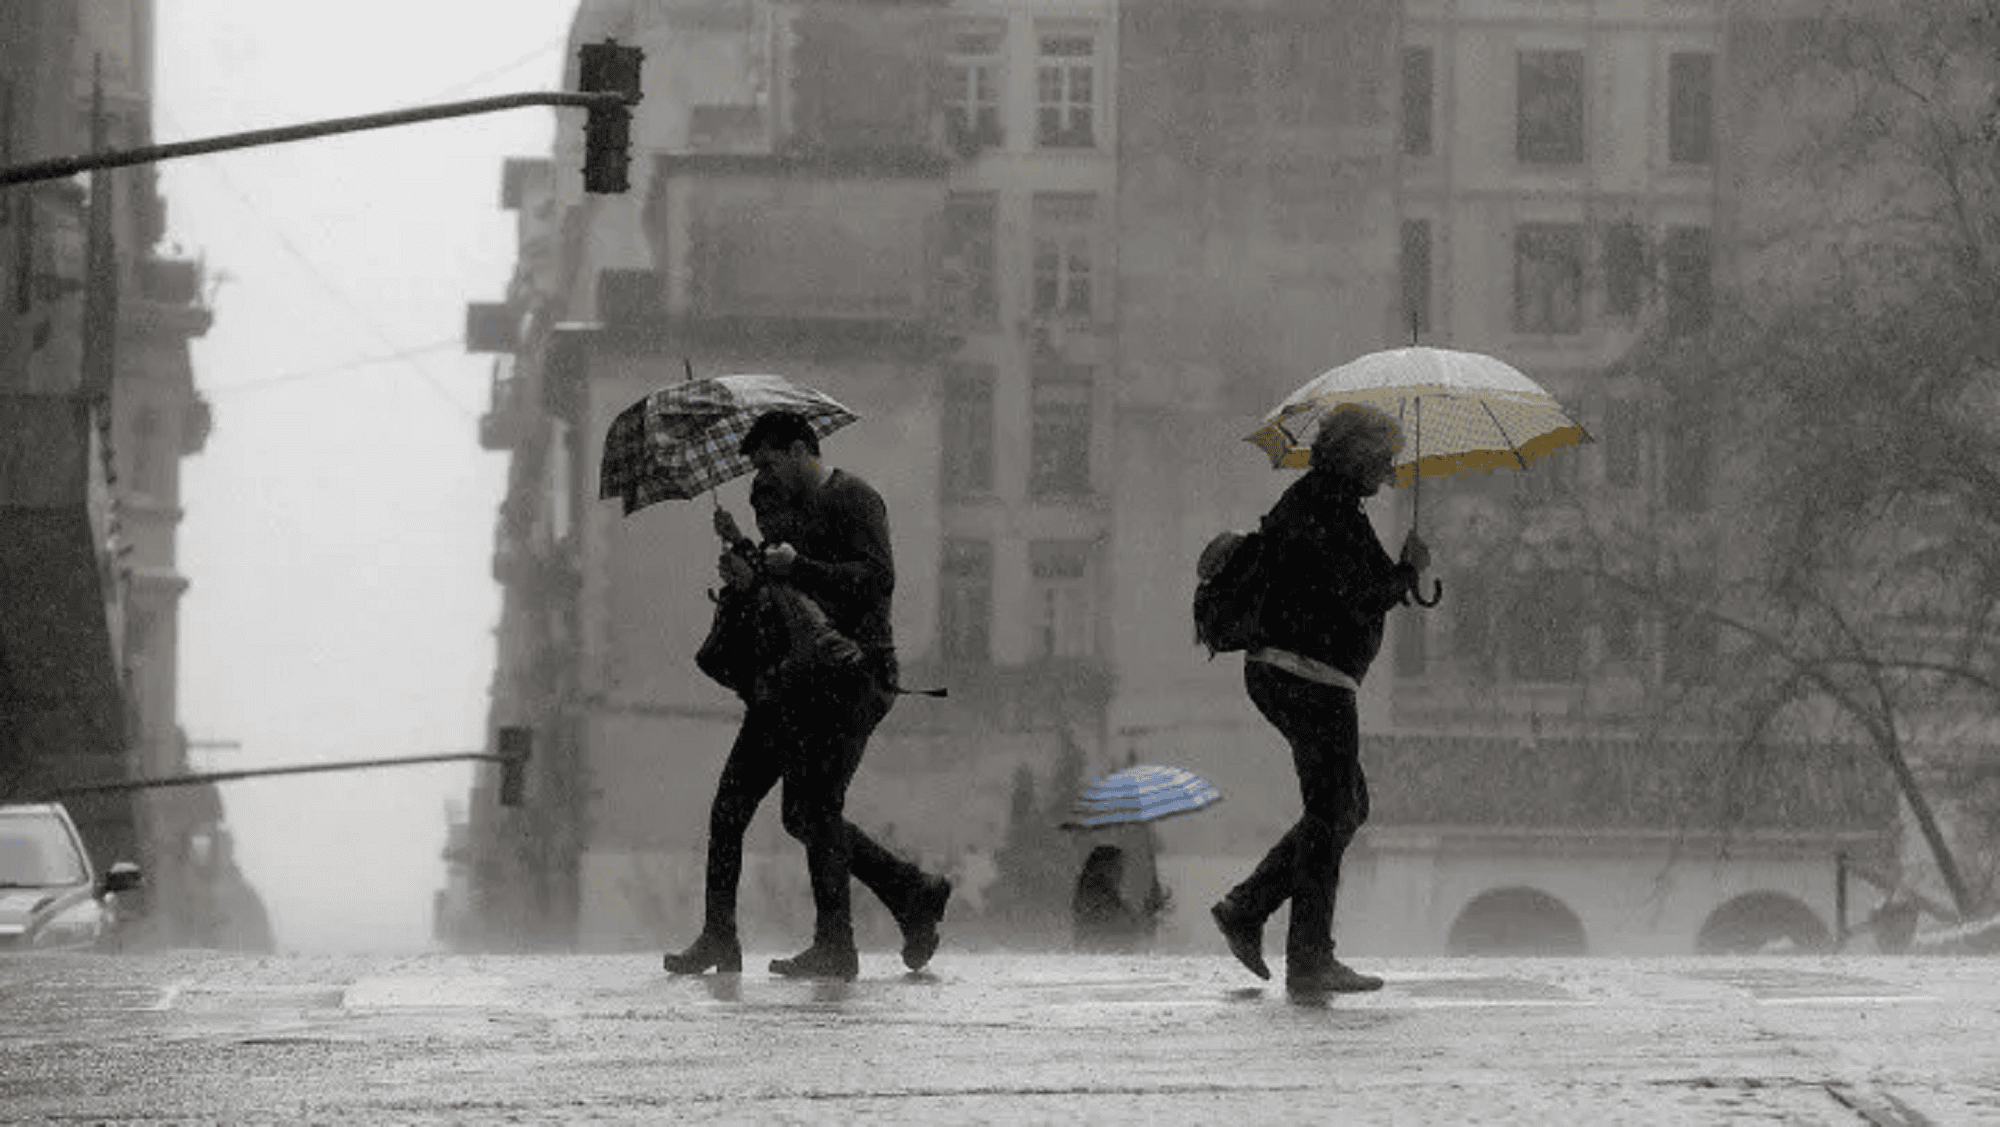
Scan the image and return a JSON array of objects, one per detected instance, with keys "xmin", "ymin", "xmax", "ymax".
[
  {"xmin": 784, "ymin": 469, "xmax": 896, "ymax": 656},
  {"xmin": 1253, "ymin": 469, "xmax": 1416, "ymax": 684}
]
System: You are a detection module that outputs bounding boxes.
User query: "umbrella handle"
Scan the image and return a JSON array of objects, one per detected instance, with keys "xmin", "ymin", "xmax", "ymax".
[{"xmin": 1413, "ymin": 577, "xmax": 1443, "ymax": 608}]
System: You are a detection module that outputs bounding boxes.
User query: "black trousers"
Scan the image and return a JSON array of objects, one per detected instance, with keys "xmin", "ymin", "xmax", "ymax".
[
  {"xmin": 697, "ymin": 657, "xmax": 927, "ymax": 948},
  {"xmin": 1224, "ymin": 660, "xmax": 1370, "ymax": 970}
]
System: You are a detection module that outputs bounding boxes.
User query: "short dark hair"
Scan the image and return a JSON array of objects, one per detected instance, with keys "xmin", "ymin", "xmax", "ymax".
[{"xmin": 740, "ymin": 411, "xmax": 820, "ymax": 458}]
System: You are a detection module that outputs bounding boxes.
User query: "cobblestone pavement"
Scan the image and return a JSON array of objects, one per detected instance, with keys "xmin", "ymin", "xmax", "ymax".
[{"xmin": 3, "ymin": 951, "xmax": 1998, "ymax": 1124}]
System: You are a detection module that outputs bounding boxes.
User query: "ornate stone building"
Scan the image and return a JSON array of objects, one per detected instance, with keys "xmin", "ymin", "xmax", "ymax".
[{"xmin": 450, "ymin": 0, "xmax": 1893, "ymax": 957}]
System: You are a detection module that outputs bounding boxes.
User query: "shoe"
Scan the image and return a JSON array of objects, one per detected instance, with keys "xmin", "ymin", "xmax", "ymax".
[
  {"xmin": 662, "ymin": 933, "xmax": 741, "ymax": 975},
  {"xmin": 768, "ymin": 944, "xmax": 859, "ymax": 981},
  {"xmin": 1211, "ymin": 899, "xmax": 1270, "ymax": 980},
  {"xmin": 1285, "ymin": 958, "xmax": 1383, "ymax": 995},
  {"xmin": 900, "ymin": 875, "xmax": 952, "ymax": 971}
]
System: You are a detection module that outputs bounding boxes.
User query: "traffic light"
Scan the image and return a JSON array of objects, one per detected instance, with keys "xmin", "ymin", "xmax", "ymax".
[
  {"xmin": 578, "ymin": 39, "xmax": 643, "ymax": 194},
  {"xmin": 497, "ymin": 726, "xmax": 531, "ymax": 807}
]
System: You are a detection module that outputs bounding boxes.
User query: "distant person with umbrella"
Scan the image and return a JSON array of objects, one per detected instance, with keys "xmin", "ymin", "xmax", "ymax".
[
  {"xmin": 663, "ymin": 411, "xmax": 951, "ymax": 982},
  {"xmin": 1062, "ymin": 763, "xmax": 1214, "ymax": 953},
  {"xmin": 1210, "ymin": 404, "xmax": 1428, "ymax": 995},
  {"xmin": 1071, "ymin": 844, "xmax": 1170, "ymax": 953}
]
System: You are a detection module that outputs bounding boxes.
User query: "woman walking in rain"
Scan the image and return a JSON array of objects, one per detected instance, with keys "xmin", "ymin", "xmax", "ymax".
[{"xmin": 1210, "ymin": 404, "xmax": 1430, "ymax": 995}]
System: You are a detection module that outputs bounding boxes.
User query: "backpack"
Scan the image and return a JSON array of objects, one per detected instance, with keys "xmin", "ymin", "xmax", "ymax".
[{"xmin": 1193, "ymin": 528, "xmax": 1270, "ymax": 657}]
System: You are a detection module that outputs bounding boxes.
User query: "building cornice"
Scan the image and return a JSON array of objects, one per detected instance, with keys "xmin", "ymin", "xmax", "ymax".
[{"xmin": 656, "ymin": 147, "xmax": 955, "ymax": 180}]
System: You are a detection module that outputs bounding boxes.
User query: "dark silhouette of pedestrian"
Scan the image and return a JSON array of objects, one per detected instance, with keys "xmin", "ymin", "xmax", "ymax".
[
  {"xmin": 663, "ymin": 412, "xmax": 950, "ymax": 981},
  {"xmin": 1210, "ymin": 404, "xmax": 1430, "ymax": 995},
  {"xmin": 1072, "ymin": 845, "xmax": 1168, "ymax": 953}
]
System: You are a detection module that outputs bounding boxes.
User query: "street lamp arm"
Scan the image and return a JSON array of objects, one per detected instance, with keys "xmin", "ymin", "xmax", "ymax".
[{"xmin": 0, "ymin": 91, "xmax": 634, "ymax": 189}]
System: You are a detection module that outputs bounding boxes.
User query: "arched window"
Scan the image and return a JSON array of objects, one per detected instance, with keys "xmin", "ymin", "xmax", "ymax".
[
  {"xmin": 1447, "ymin": 886, "xmax": 1588, "ymax": 955},
  {"xmin": 1697, "ymin": 891, "xmax": 1830, "ymax": 954}
]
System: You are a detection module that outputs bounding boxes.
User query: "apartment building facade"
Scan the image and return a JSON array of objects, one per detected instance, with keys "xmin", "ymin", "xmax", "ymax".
[{"xmin": 453, "ymin": 0, "xmax": 1893, "ymax": 957}]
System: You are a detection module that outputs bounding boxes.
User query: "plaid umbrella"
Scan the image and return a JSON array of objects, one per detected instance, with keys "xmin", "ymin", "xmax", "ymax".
[
  {"xmin": 1061, "ymin": 764, "xmax": 1223, "ymax": 830},
  {"xmin": 599, "ymin": 374, "xmax": 860, "ymax": 516}
]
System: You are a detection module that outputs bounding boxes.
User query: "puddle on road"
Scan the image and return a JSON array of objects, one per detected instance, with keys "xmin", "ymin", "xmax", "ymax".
[
  {"xmin": 1395, "ymin": 977, "xmax": 1577, "ymax": 1003},
  {"xmin": 1679, "ymin": 967, "xmax": 1919, "ymax": 1000}
]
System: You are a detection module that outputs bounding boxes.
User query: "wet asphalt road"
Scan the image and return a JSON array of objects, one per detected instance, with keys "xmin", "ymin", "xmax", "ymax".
[{"xmin": 3, "ymin": 951, "xmax": 1998, "ymax": 1124}]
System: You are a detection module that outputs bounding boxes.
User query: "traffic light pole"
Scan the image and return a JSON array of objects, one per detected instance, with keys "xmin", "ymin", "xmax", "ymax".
[
  {"xmin": 0, "ymin": 90, "xmax": 634, "ymax": 189},
  {"xmin": 36, "ymin": 728, "xmax": 533, "ymax": 807},
  {"xmin": 43, "ymin": 751, "xmax": 499, "ymax": 793}
]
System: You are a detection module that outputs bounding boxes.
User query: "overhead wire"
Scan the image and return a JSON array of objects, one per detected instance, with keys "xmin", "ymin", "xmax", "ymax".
[
  {"xmin": 156, "ymin": 104, "xmax": 482, "ymax": 419},
  {"xmin": 154, "ymin": 26, "xmax": 575, "ymax": 416},
  {"xmin": 204, "ymin": 337, "xmax": 463, "ymax": 396},
  {"xmin": 420, "ymin": 33, "xmax": 569, "ymax": 103}
]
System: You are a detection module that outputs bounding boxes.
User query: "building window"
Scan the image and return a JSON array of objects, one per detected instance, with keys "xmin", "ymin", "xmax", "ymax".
[
  {"xmin": 1598, "ymin": 581, "xmax": 1642, "ymax": 663},
  {"xmin": 1402, "ymin": 46, "xmax": 1434, "ymax": 157},
  {"xmin": 1517, "ymin": 49, "xmax": 1584, "ymax": 165},
  {"xmin": 1604, "ymin": 397, "xmax": 1641, "ymax": 488},
  {"xmin": 1514, "ymin": 223, "xmax": 1584, "ymax": 335},
  {"xmin": 1664, "ymin": 395, "xmax": 1711, "ymax": 512},
  {"xmin": 1265, "ymin": 26, "xmax": 1341, "ymax": 128},
  {"xmin": 0, "ymin": 79, "xmax": 14, "ymax": 228},
  {"xmin": 940, "ymin": 193, "xmax": 997, "ymax": 324},
  {"xmin": 1603, "ymin": 220, "xmax": 1648, "ymax": 318},
  {"xmin": 1506, "ymin": 570, "xmax": 1584, "ymax": 682},
  {"xmin": 939, "ymin": 538, "xmax": 993, "ymax": 664},
  {"xmin": 1028, "ymin": 540, "xmax": 1096, "ymax": 660},
  {"xmin": 1031, "ymin": 192, "xmax": 1095, "ymax": 319},
  {"xmin": 1401, "ymin": 219, "xmax": 1433, "ymax": 336},
  {"xmin": 1518, "ymin": 419, "xmax": 1580, "ymax": 505},
  {"xmin": 1663, "ymin": 225, "xmax": 1711, "ymax": 338},
  {"xmin": 1662, "ymin": 577, "xmax": 1717, "ymax": 685},
  {"xmin": 946, "ymin": 23, "xmax": 1006, "ymax": 153},
  {"xmin": 132, "ymin": 405, "xmax": 165, "ymax": 497},
  {"xmin": 1454, "ymin": 570, "xmax": 1496, "ymax": 678},
  {"xmin": 1036, "ymin": 31, "xmax": 1097, "ymax": 148},
  {"xmin": 1668, "ymin": 51, "xmax": 1715, "ymax": 166},
  {"xmin": 941, "ymin": 364, "xmax": 994, "ymax": 499},
  {"xmin": 1030, "ymin": 362, "xmax": 1093, "ymax": 499}
]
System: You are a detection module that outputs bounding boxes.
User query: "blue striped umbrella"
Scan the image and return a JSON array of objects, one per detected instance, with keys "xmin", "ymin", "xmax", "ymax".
[{"xmin": 1062, "ymin": 764, "xmax": 1223, "ymax": 830}]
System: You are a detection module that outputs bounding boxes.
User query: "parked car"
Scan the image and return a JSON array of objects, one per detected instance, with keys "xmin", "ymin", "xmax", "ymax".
[{"xmin": 0, "ymin": 803, "xmax": 142, "ymax": 952}]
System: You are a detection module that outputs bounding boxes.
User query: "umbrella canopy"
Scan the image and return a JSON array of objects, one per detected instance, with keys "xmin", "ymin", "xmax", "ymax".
[
  {"xmin": 1246, "ymin": 346, "xmax": 1590, "ymax": 486},
  {"xmin": 599, "ymin": 374, "xmax": 860, "ymax": 516},
  {"xmin": 1061, "ymin": 764, "xmax": 1223, "ymax": 830}
]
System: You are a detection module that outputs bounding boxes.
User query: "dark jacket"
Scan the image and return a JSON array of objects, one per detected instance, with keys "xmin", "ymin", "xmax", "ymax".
[
  {"xmin": 784, "ymin": 469, "xmax": 896, "ymax": 655},
  {"xmin": 1253, "ymin": 469, "xmax": 1415, "ymax": 684}
]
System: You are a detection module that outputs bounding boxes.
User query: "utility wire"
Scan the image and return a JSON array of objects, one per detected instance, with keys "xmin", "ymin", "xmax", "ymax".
[
  {"xmin": 157, "ymin": 107, "xmax": 479, "ymax": 420},
  {"xmin": 152, "ymin": 23, "xmax": 570, "ymax": 416},
  {"xmin": 421, "ymin": 33, "xmax": 570, "ymax": 103},
  {"xmin": 204, "ymin": 337, "xmax": 463, "ymax": 396}
]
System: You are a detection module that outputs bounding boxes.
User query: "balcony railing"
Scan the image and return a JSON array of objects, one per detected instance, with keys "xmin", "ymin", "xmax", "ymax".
[{"xmin": 1362, "ymin": 733, "xmax": 1895, "ymax": 835}]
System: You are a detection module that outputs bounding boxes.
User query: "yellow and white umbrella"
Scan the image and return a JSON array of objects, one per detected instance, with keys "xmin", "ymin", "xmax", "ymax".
[{"xmin": 1247, "ymin": 347, "xmax": 1592, "ymax": 604}]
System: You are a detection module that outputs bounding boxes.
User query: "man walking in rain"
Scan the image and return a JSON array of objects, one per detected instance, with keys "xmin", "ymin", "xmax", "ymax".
[
  {"xmin": 1210, "ymin": 404, "xmax": 1429, "ymax": 994},
  {"xmin": 663, "ymin": 412, "xmax": 951, "ymax": 982}
]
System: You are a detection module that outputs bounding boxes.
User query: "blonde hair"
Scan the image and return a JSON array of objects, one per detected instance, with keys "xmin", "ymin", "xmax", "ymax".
[{"xmin": 1309, "ymin": 404, "xmax": 1404, "ymax": 471}]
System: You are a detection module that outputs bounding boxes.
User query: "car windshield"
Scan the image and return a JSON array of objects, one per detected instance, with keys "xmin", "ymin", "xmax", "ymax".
[{"xmin": 0, "ymin": 814, "xmax": 90, "ymax": 888}]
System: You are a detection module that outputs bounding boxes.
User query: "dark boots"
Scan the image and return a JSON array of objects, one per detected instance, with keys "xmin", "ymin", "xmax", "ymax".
[
  {"xmin": 663, "ymin": 932, "xmax": 741, "ymax": 975},
  {"xmin": 1285, "ymin": 957, "xmax": 1384, "ymax": 995},
  {"xmin": 1211, "ymin": 898, "xmax": 1271, "ymax": 980},
  {"xmin": 768, "ymin": 944, "xmax": 859, "ymax": 981},
  {"xmin": 899, "ymin": 875, "xmax": 952, "ymax": 972}
]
